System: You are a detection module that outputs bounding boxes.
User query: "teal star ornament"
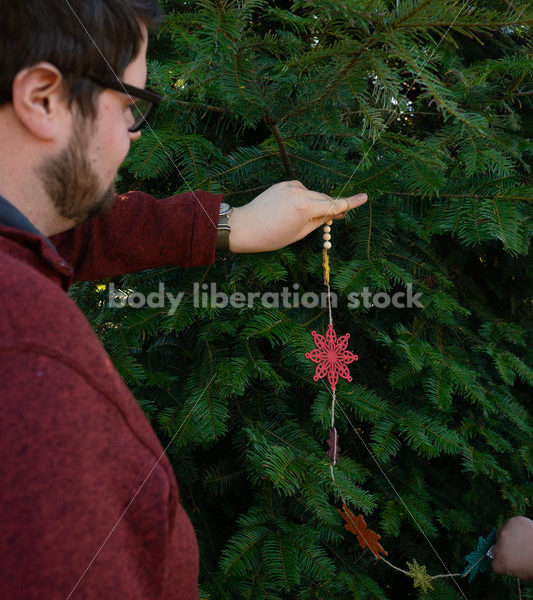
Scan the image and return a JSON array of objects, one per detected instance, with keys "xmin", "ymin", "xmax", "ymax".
[{"xmin": 462, "ymin": 528, "xmax": 496, "ymax": 582}]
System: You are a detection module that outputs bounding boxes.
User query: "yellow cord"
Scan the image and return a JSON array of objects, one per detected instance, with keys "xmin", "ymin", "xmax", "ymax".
[{"xmin": 322, "ymin": 248, "xmax": 330, "ymax": 287}]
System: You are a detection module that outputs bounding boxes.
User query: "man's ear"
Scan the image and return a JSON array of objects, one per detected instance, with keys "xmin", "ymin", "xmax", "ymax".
[{"xmin": 11, "ymin": 62, "xmax": 70, "ymax": 141}]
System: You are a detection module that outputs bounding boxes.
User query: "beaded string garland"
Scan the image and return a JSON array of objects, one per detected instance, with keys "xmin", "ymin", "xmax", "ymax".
[{"xmin": 304, "ymin": 218, "xmax": 517, "ymax": 595}]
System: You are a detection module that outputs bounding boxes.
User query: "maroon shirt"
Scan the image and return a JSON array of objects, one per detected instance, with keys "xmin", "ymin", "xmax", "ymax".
[{"xmin": 0, "ymin": 191, "xmax": 222, "ymax": 599}]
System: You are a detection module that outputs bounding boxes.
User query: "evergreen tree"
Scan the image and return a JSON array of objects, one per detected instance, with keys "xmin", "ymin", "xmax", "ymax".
[{"xmin": 72, "ymin": 0, "xmax": 533, "ymax": 597}]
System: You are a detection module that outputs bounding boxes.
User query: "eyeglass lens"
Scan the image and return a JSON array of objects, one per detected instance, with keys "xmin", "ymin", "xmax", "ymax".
[{"xmin": 128, "ymin": 98, "xmax": 153, "ymax": 132}]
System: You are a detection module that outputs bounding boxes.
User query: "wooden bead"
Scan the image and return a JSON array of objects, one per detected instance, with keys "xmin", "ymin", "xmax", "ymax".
[
  {"xmin": 326, "ymin": 220, "xmax": 333, "ymax": 226},
  {"xmin": 323, "ymin": 226, "xmax": 331, "ymax": 233},
  {"xmin": 323, "ymin": 233, "xmax": 331, "ymax": 241},
  {"xmin": 323, "ymin": 241, "xmax": 332, "ymax": 250}
]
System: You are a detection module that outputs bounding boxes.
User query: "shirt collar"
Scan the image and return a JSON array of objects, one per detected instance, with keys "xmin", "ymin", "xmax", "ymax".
[
  {"xmin": 0, "ymin": 195, "xmax": 57, "ymax": 250},
  {"xmin": 0, "ymin": 195, "xmax": 74, "ymax": 288}
]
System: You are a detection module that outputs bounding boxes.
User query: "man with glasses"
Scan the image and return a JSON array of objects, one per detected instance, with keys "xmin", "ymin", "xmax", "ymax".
[{"xmin": 0, "ymin": 1, "xmax": 367, "ymax": 599}]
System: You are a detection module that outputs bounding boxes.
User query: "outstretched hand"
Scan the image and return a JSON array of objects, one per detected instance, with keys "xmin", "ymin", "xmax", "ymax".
[
  {"xmin": 492, "ymin": 516, "xmax": 533, "ymax": 580},
  {"xmin": 227, "ymin": 180, "xmax": 368, "ymax": 253}
]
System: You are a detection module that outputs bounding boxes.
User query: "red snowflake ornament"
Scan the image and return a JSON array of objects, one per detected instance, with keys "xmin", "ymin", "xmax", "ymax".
[{"xmin": 305, "ymin": 324, "xmax": 358, "ymax": 390}]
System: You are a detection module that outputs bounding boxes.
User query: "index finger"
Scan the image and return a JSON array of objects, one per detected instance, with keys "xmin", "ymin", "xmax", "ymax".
[
  {"xmin": 308, "ymin": 192, "xmax": 368, "ymax": 218},
  {"xmin": 328, "ymin": 194, "xmax": 368, "ymax": 213}
]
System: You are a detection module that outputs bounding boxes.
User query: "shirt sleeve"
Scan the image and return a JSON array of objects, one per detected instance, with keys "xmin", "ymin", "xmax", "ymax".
[
  {"xmin": 0, "ymin": 350, "xmax": 198, "ymax": 600},
  {"xmin": 49, "ymin": 190, "xmax": 222, "ymax": 281}
]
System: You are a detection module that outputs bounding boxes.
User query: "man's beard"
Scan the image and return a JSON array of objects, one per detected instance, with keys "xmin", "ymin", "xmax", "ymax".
[{"xmin": 38, "ymin": 119, "xmax": 116, "ymax": 227}]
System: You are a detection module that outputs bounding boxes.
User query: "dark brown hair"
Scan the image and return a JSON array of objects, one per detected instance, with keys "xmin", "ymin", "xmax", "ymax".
[{"xmin": 0, "ymin": 0, "xmax": 163, "ymax": 116}]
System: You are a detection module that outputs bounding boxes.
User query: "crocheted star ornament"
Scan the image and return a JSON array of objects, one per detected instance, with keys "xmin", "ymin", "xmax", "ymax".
[
  {"xmin": 462, "ymin": 528, "xmax": 496, "ymax": 582},
  {"xmin": 305, "ymin": 324, "xmax": 358, "ymax": 390},
  {"xmin": 406, "ymin": 560, "xmax": 434, "ymax": 593}
]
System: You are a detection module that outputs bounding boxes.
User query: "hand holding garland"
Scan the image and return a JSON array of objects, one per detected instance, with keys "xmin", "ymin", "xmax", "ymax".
[
  {"xmin": 492, "ymin": 517, "xmax": 533, "ymax": 581},
  {"xmin": 226, "ymin": 180, "xmax": 368, "ymax": 253}
]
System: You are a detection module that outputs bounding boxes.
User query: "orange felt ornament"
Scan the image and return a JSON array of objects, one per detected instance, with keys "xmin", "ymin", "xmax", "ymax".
[{"xmin": 338, "ymin": 504, "xmax": 388, "ymax": 559}]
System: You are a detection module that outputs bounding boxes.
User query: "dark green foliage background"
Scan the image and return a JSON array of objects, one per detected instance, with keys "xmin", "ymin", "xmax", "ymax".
[{"xmin": 71, "ymin": 1, "xmax": 533, "ymax": 597}]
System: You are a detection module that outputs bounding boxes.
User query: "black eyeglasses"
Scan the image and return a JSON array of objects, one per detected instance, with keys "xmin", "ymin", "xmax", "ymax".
[{"xmin": 82, "ymin": 72, "xmax": 162, "ymax": 132}]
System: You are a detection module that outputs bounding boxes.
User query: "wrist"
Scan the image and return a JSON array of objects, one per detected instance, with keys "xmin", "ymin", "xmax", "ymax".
[
  {"xmin": 225, "ymin": 206, "xmax": 245, "ymax": 253},
  {"xmin": 216, "ymin": 202, "xmax": 233, "ymax": 252}
]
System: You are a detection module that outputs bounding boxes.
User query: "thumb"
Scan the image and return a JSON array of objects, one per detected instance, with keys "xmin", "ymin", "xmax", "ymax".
[{"xmin": 492, "ymin": 555, "xmax": 505, "ymax": 575}]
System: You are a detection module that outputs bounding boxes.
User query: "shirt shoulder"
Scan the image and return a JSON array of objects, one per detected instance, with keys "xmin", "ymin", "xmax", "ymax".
[
  {"xmin": 0, "ymin": 241, "xmax": 97, "ymax": 356},
  {"xmin": 0, "ymin": 241, "xmax": 166, "ymax": 466}
]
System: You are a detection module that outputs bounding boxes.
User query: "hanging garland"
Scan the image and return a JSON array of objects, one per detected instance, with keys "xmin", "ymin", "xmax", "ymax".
[{"xmin": 304, "ymin": 220, "xmax": 519, "ymax": 596}]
